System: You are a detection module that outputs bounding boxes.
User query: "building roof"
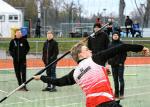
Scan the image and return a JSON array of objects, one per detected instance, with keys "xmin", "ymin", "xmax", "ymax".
[{"xmin": 0, "ymin": 0, "xmax": 21, "ymax": 14}]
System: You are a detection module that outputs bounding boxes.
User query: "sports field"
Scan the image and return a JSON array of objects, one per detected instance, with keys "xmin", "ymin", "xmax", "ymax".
[{"xmin": 0, "ymin": 65, "xmax": 150, "ymax": 107}]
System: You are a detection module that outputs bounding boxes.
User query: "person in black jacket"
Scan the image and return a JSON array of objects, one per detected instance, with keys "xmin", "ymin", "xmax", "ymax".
[
  {"xmin": 108, "ymin": 31, "xmax": 127, "ymax": 99},
  {"xmin": 9, "ymin": 29, "xmax": 30, "ymax": 91},
  {"xmin": 125, "ymin": 16, "xmax": 134, "ymax": 37},
  {"xmin": 87, "ymin": 23, "xmax": 110, "ymax": 66},
  {"xmin": 34, "ymin": 43, "xmax": 149, "ymax": 107},
  {"xmin": 42, "ymin": 31, "xmax": 59, "ymax": 92}
]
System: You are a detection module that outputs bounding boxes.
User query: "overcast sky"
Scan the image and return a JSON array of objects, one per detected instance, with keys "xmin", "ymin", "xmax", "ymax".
[{"xmin": 75, "ymin": 0, "xmax": 146, "ymax": 17}]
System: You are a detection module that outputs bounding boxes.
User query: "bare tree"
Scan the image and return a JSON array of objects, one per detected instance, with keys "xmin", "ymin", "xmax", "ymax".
[
  {"xmin": 143, "ymin": 0, "xmax": 150, "ymax": 27},
  {"xmin": 134, "ymin": 0, "xmax": 143, "ymax": 15},
  {"xmin": 4, "ymin": 0, "xmax": 26, "ymax": 6},
  {"xmin": 118, "ymin": 0, "xmax": 125, "ymax": 26},
  {"xmin": 77, "ymin": 0, "xmax": 83, "ymax": 23},
  {"xmin": 25, "ymin": 1, "xmax": 37, "ymax": 22},
  {"xmin": 4, "ymin": 0, "xmax": 37, "ymax": 24},
  {"xmin": 62, "ymin": 1, "xmax": 81, "ymax": 23},
  {"xmin": 63, "ymin": 1, "xmax": 75, "ymax": 23},
  {"xmin": 52, "ymin": 0, "xmax": 64, "ymax": 24}
]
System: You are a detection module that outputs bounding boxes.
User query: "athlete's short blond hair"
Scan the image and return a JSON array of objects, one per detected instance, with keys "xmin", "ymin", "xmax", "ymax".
[{"xmin": 71, "ymin": 43, "xmax": 84, "ymax": 62}]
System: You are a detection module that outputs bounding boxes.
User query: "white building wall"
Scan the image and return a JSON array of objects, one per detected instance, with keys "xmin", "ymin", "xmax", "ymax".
[{"xmin": 0, "ymin": 1, "xmax": 23, "ymax": 38}]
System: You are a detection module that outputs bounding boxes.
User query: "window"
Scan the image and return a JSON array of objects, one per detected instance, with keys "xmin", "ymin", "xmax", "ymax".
[
  {"xmin": 0, "ymin": 15, "xmax": 5, "ymax": 21},
  {"xmin": 14, "ymin": 16, "xmax": 18, "ymax": 20},
  {"xmin": 9, "ymin": 15, "xmax": 19, "ymax": 21},
  {"xmin": 9, "ymin": 16, "xmax": 13, "ymax": 20}
]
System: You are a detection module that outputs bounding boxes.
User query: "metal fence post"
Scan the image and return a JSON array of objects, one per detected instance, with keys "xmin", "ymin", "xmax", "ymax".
[{"xmin": 36, "ymin": 41, "xmax": 38, "ymax": 58}]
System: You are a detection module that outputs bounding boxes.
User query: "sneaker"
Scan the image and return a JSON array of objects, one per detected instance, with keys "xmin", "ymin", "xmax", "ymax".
[
  {"xmin": 42, "ymin": 87, "xmax": 51, "ymax": 91},
  {"xmin": 23, "ymin": 87, "xmax": 29, "ymax": 91},
  {"xmin": 49, "ymin": 88, "xmax": 57, "ymax": 92},
  {"xmin": 119, "ymin": 95, "xmax": 124, "ymax": 99},
  {"xmin": 18, "ymin": 87, "xmax": 29, "ymax": 91}
]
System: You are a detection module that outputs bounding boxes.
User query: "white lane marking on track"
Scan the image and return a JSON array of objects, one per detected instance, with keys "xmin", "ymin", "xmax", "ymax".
[
  {"xmin": 2, "ymin": 84, "xmax": 150, "ymax": 106},
  {"xmin": 0, "ymin": 89, "xmax": 32, "ymax": 102},
  {"xmin": 1, "ymin": 94, "xmax": 83, "ymax": 106},
  {"xmin": 46, "ymin": 102, "xmax": 83, "ymax": 107}
]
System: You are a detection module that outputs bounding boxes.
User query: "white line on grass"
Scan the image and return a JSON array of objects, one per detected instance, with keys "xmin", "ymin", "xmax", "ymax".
[
  {"xmin": 0, "ymin": 89, "xmax": 32, "ymax": 102},
  {"xmin": 125, "ymin": 92, "xmax": 150, "ymax": 98},
  {"xmin": 125, "ymin": 84, "xmax": 150, "ymax": 90},
  {"xmin": 1, "ymin": 94, "xmax": 83, "ymax": 106},
  {"xmin": 109, "ymin": 74, "xmax": 137, "ymax": 76},
  {"xmin": 47, "ymin": 102, "xmax": 83, "ymax": 107},
  {"xmin": 0, "ymin": 89, "xmax": 7, "ymax": 93},
  {"xmin": 2, "ymin": 85, "xmax": 150, "ymax": 106},
  {"xmin": 3, "ymin": 91, "xmax": 150, "ymax": 106}
]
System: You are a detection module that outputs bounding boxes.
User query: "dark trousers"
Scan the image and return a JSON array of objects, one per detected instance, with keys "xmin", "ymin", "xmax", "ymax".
[
  {"xmin": 126, "ymin": 28, "xmax": 134, "ymax": 37},
  {"xmin": 13, "ymin": 60, "xmax": 27, "ymax": 86},
  {"xmin": 96, "ymin": 100, "xmax": 122, "ymax": 107},
  {"xmin": 46, "ymin": 64, "xmax": 56, "ymax": 88},
  {"xmin": 36, "ymin": 34, "xmax": 41, "ymax": 38},
  {"xmin": 133, "ymin": 30, "xmax": 142, "ymax": 37},
  {"xmin": 111, "ymin": 66, "xmax": 125, "ymax": 97}
]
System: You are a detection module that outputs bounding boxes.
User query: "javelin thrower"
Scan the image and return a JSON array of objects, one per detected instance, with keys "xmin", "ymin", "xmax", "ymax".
[{"xmin": 0, "ymin": 23, "xmax": 111, "ymax": 103}]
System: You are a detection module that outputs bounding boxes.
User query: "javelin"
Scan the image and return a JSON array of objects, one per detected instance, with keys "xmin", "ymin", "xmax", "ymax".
[{"xmin": 0, "ymin": 22, "xmax": 110, "ymax": 103}]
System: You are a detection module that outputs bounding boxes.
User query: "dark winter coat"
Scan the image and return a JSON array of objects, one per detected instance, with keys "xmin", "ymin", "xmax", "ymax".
[
  {"xmin": 125, "ymin": 18, "xmax": 133, "ymax": 27},
  {"xmin": 42, "ymin": 39, "xmax": 59, "ymax": 65},
  {"xmin": 9, "ymin": 37, "xmax": 30, "ymax": 62},
  {"xmin": 88, "ymin": 31, "xmax": 110, "ymax": 54},
  {"xmin": 108, "ymin": 39, "xmax": 127, "ymax": 67}
]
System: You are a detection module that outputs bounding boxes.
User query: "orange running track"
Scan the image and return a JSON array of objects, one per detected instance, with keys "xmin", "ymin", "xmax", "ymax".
[{"xmin": 0, "ymin": 57, "xmax": 150, "ymax": 69}]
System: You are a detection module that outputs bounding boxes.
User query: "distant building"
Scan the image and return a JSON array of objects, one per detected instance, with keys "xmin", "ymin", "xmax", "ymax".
[{"xmin": 0, "ymin": 0, "xmax": 23, "ymax": 38}]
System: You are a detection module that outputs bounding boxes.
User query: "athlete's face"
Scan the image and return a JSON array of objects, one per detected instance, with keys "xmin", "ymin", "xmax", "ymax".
[{"xmin": 78, "ymin": 46, "xmax": 92, "ymax": 59}]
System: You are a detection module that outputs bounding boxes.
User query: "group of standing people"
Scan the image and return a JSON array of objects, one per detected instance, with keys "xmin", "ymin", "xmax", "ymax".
[
  {"xmin": 88, "ymin": 21, "xmax": 126, "ymax": 100},
  {"xmin": 125, "ymin": 16, "xmax": 142, "ymax": 38},
  {"xmin": 34, "ymin": 19, "xmax": 149, "ymax": 107},
  {"xmin": 9, "ymin": 29, "xmax": 59, "ymax": 92},
  {"xmin": 8, "ymin": 20, "xmax": 149, "ymax": 107},
  {"xmin": 102, "ymin": 16, "xmax": 142, "ymax": 38}
]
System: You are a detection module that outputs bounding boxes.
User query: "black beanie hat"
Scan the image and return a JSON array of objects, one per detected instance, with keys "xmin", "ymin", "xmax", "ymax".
[{"xmin": 112, "ymin": 31, "xmax": 120, "ymax": 37}]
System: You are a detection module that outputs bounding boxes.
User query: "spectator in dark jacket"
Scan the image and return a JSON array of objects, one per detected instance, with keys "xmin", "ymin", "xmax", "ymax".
[
  {"xmin": 105, "ymin": 18, "xmax": 113, "ymax": 36},
  {"xmin": 125, "ymin": 16, "xmax": 134, "ymax": 37},
  {"xmin": 108, "ymin": 31, "xmax": 127, "ymax": 99},
  {"xmin": 9, "ymin": 29, "xmax": 30, "ymax": 91},
  {"xmin": 42, "ymin": 31, "xmax": 59, "ymax": 92},
  {"xmin": 35, "ymin": 18, "xmax": 41, "ymax": 38},
  {"xmin": 35, "ymin": 25, "xmax": 41, "ymax": 38},
  {"xmin": 87, "ymin": 23, "xmax": 110, "ymax": 66},
  {"xmin": 34, "ymin": 42, "xmax": 149, "ymax": 107}
]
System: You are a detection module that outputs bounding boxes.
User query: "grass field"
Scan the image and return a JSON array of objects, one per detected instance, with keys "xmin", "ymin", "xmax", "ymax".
[
  {"xmin": 0, "ymin": 65, "xmax": 150, "ymax": 107},
  {"xmin": 0, "ymin": 37, "xmax": 150, "ymax": 52}
]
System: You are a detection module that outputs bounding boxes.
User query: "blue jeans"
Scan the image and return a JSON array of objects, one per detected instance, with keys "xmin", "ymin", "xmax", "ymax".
[
  {"xmin": 46, "ymin": 64, "xmax": 56, "ymax": 88},
  {"xmin": 111, "ymin": 65, "xmax": 124, "ymax": 97}
]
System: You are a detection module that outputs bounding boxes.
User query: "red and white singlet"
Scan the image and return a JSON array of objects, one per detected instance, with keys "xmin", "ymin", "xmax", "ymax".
[{"xmin": 73, "ymin": 57, "xmax": 115, "ymax": 107}]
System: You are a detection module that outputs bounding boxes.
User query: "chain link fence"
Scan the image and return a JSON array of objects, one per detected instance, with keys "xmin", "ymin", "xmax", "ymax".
[{"xmin": 0, "ymin": 39, "xmax": 149, "ymax": 69}]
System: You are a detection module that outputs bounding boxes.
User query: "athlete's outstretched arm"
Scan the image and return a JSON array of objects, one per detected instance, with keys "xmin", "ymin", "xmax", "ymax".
[
  {"xmin": 34, "ymin": 69, "xmax": 76, "ymax": 86},
  {"xmin": 93, "ymin": 44, "xmax": 149, "ymax": 65}
]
